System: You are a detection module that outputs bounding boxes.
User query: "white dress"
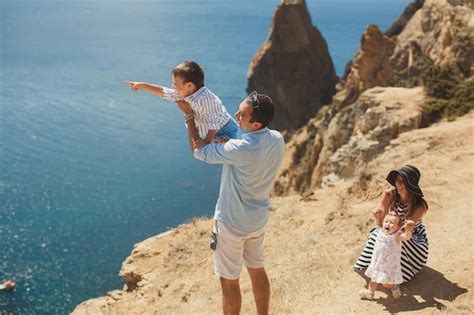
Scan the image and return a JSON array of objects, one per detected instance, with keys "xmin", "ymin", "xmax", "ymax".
[{"xmin": 364, "ymin": 228, "xmax": 403, "ymax": 284}]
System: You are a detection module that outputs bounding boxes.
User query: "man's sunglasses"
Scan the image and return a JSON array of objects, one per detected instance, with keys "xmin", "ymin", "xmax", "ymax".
[{"xmin": 248, "ymin": 91, "xmax": 260, "ymax": 109}]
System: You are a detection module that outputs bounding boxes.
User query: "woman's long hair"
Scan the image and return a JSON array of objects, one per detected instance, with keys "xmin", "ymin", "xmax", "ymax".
[{"xmin": 390, "ymin": 175, "xmax": 428, "ymax": 220}]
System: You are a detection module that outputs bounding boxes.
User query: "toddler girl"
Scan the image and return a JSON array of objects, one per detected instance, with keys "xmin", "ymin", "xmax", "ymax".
[{"xmin": 359, "ymin": 212, "xmax": 414, "ymax": 300}]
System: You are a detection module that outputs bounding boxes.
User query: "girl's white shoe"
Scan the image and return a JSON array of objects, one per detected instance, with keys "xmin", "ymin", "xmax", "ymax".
[
  {"xmin": 359, "ymin": 288, "xmax": 374, "ymax": 300},
  {"xmin": 391, "ymin": 285, "xmax": 401, "ymax": 299}
]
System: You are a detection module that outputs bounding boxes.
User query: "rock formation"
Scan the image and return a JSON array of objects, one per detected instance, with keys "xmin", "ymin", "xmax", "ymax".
[
  {"xmin": 335, "ymin": 0, "xmax": 474, "ymax": 106},
  {"xmin": 247, "ymin": 0, "xmax": 338, "ymax": 131},
  {"xmin": 275, "ymin": 0, "xmax": 473, "ymax": 195},
  {"xmin": 385, "ymin": 0, "xmax": 425, "ymax": 37},
  {"xmin": 334, "ymin": 25, "xmax": 396, "ymax": 106},
  {"xmin": 274, "ymin": 87, "xmax": 426, "ymax": 195}
]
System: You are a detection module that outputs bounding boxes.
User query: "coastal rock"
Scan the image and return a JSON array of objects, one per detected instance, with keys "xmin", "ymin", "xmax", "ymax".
[
  {"xmin": 274, "ymin": 87, "xmax": 425, "ymax": 195},
  {"xmin": 72, "ymin": 220, "xmax": 216, "ymax": 314},
  {"xmin": 247, "ymin": 0, "xmax": 338, "ymax": 131},
  {"xmin": 393, "ymin": 0, "xmax": 474, "ymax": 78},
  {"xmin": 334, "ymin": 25, "xmax": 396, "ymax": 106},
  {"xmin": 336, "ymin": 0, "xmax": 474, "ymax": 105},
  {"xmin": 385, "ymin": 0, "xmax": 425, "ymax": 37},
  {"xmin": 274, "ymin": 0, "xmax": 474, "ymax": 196}
]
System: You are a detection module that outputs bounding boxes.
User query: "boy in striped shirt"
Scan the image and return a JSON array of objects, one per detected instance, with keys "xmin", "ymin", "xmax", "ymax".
[{"xmin": 125, "ymin": 61, "xmax": 239, "ymax": 144}]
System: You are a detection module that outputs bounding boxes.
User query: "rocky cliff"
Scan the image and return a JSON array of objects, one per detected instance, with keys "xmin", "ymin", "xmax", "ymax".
[
  {"xmin": 247, "ymin": 0, "xmax": 338, "ymax": 131},
  {"xmin": 275, "ymin": 0, "xmax": 473, "ymax": 195},
  {"xmin": 274, "ymin": 86, "xmax": 426, "ymax": 195},
  {"xmin": 336, "ymin": 0, "xmax": 474, "ymax": 106}
]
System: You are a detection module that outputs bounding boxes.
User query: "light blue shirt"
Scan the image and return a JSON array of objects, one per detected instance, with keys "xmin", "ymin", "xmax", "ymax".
[{"xmin": 194, "ymin": 128, "xmax": 285, "ymax": 233}]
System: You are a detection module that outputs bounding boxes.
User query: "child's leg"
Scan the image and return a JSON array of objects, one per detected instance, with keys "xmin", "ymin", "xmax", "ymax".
[
  {"xmin": 359, "ymin": 282, "xmax": 376, "ymax": 299},
  {"xmin": 385, "ymin": 283, "xmax": 402, "ymax": 299},
  {"xmin": 216, "ymin": 118, "xmax": 240, "ymax": 140},
  {"xmin": 369, "ymin": 281, "xmax": 378, "ymax": 293}
]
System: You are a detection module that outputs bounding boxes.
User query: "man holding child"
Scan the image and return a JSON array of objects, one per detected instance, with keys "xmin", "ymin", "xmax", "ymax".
[{"xmin": 177, "ymin": 90, "xmax": 284, "ymax": 315}]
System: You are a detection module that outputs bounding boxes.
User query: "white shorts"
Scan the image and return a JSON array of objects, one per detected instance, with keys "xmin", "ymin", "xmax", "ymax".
[{"xmin": 212, "ymin": 220, "xmax": 266, "ymax": 280}]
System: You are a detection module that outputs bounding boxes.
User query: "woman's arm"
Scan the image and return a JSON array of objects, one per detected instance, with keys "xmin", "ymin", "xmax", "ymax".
[
  {"xmin": 373, "ymin": 189, "xmax": 393, "ymax": 225},
  {"xmin": 380, "ymin": 189, "xmax": 393, "ymax": 214}
]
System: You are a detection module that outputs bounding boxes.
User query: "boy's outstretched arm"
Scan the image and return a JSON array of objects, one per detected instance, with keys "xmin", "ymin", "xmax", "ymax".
[{"xmin": 124, "ymin": 80, "xmax": 165, "ymax": 97}]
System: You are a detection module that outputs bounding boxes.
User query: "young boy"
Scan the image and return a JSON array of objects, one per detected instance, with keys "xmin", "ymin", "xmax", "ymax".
[{"xmin": 124, "ymin": 61, "xmax": 239, "ymax": 143}]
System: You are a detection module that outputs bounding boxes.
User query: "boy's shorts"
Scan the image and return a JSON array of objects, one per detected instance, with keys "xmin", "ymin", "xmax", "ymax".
[
  {"xmin": 212, "ymin": 220, "xmax": 265, "ymax": 280},
  {"xmin": 215, "ymin": 118, "xmax": 240, "ymax": 140}
]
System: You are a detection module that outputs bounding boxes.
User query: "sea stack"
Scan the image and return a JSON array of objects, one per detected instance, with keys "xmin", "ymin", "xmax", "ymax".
[{"xmin": 247, "ymin": 0, "xmax": 338, "ymax": 131}]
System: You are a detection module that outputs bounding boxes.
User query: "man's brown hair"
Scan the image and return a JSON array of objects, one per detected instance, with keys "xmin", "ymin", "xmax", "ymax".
[{"xmin": 248, "ymin": 94, "xmax": 275, "ymax": 128}]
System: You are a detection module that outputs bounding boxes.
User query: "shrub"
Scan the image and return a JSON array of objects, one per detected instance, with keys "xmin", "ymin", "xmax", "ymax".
[
  {"xmin": 421, "ymin": 65, "xmax": 459, "ymax": 99},
  {"xmin": 421, "ymin": 65, "xmax": 473, "ymax": 120}
]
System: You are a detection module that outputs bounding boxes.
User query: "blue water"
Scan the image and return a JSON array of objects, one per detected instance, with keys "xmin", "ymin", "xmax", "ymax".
[{"xmin": 0, "ymin": 0, "xmax": 410, "ymax": 313}]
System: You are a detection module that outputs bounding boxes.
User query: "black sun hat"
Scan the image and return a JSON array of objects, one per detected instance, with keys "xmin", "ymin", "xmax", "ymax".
[{"xmin": 386, "ymin": 165, "xmax": 424, "ymax": 197}]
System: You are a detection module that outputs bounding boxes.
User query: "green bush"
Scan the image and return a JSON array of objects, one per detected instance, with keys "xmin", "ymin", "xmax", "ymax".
[
  {"xmin": 421, "ymin": 65, "xmax": 473, "ymax": 120},
  {"xmin": 421, "ymin": 65, "xmax": 459, "ymax": 99}
]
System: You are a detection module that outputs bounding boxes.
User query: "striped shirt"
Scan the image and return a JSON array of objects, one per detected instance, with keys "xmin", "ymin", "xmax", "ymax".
[{"xmin": 162, "ymin": 86, "xmax": 232, "ymax": 139}]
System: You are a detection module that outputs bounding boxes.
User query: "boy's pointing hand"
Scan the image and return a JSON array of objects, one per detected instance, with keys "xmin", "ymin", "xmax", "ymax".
[{"xmin": 123, "ymin": 80, "xmax": 140, "ymax": 91}]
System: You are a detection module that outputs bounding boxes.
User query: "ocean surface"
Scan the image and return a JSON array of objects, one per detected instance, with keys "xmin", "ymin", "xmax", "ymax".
[{"xmin": 0, "ymin": 0, "xmax": 410, "ymax": 313}]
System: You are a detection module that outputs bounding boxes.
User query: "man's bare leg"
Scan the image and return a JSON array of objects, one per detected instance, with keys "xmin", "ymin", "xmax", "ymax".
[
  {"xmin": 247, "ymin": 267, "xmax": 270, "ymax": 315},
  {"xmin": 220, "ymin": 277, "xmax": 241, "ymax": 315}
]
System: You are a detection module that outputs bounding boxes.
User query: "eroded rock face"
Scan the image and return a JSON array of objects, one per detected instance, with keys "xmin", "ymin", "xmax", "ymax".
[
  {"xmin": 274, "ymin": 87, "xmax": 426, "ymax": 195},
  {"xmin": 393, "ymin": 0, "xmax": 474, "ymax": 79},
  {"xmin": 385, "ymin": 0, "xmax": 425, "ymax": 37},
  {"xmin": 247, "ymin": 0, "xmax": 338, "ymax": 131},
  {"xmin": 336, "ymin": 0, "xmax": 474, "ymax": 106},
  {"xmin": 334, "ymin": 25, "xmax": 396, "ymax": 106},
  {"xmin": 72, "ymin": 220, "xmax": 214, "ymax": 315}
]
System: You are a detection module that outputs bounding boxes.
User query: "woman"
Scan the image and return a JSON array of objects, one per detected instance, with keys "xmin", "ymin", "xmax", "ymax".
[{"xmin": 354, "ymin": 165, "xmax": 429, "ymax": 283}]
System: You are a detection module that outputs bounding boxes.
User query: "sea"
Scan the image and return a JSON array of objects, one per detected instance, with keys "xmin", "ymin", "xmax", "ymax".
[{"xmin": 0, "ymin": 0, "xmax": 410, "ymax": 313}]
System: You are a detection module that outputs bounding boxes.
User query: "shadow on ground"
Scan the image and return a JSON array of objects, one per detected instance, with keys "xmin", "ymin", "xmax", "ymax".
[{"xmin": 374, "ymin": 266, "xmax": 469, "ymax": 313}]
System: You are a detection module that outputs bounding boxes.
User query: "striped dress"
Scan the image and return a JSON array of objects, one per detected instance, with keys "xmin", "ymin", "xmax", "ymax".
[{"xmin": 354, "ymin": 201, "xmax": 429, "ymax": 282}]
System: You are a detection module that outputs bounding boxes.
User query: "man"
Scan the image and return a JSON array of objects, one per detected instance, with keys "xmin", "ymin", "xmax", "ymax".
[{"xmin": 177, "ymin": 91, "xmax": 284, "ymax": 315}]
